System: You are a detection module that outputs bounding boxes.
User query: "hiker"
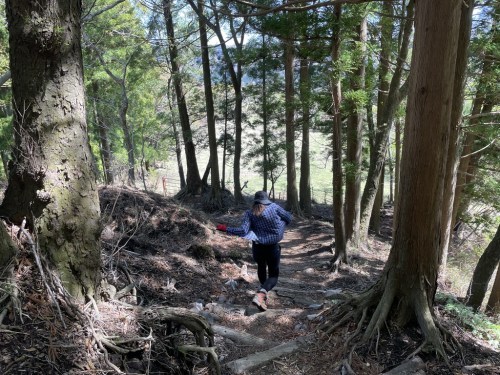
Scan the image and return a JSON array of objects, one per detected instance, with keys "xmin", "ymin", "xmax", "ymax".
[{"xmin": 216, "ymin": 191, "xmax": 292, "ymax": 311}]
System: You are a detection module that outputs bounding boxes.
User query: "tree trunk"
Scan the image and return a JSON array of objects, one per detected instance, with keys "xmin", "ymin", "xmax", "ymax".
[
  {"xmin": 234, "ymin": 85, "xmax": 243, "ymax": 201},
  {"xmin": 284, "ymin": 37, "xmax": 300, "ymax": 214},
  {"xmin": 344, "ymin": 16, "xmax": 367, "ymax": 247},
  {"xmin": 486, "ymin": 263, "xmax": 500, "ymax": 313},
  {"xmin": 370, "ymin": 167, "xmax": 384, "ymax": 235},
  {"xmin": 299, "ymin": 54, "xmax": 312, "ymax": 217},
  {"xmin": 1, "ymin": 0, "xmax": 101, "ymax": 301},
  {"xmin": 321, "ymin": 0, "xmax": 462, "ymax": 356},
  {"xmin": 167, "ymin": 79, "xmax": 186, "ymax": 189},
  {"xmin": 222, "ymin": 70, "xmax": 228, "ymax": 191},
  {"xmin": 466, "ymin": 225, "xmax": 500, "ymax": 311},
  {"xmin": 197, "ymin": 0, "xmax": 221, "ymax": 206},
  {"xmin": 119, "ymin": 80, "xmax": 135, "ymax": 186},
  {"xmin": 186, "ymin": 0, "xmax": 246, "ymax": 202},
  {"xmin": 371, "ymin": 0, "xmax": 460, "ymax": 348},
  {"xmin": 388, "ymin": 146, "xmax": 393, "ymax": 203},
  {"xmin": 262, "ymin": 34, "xmax": 269, "ymax": 192},
  {"xmin": 89, "ymin": 43, "xmax": 135, "ymax": 186},
  {"xmin": 359, "ymin": 0, "xmax": 414, "ymax": 244},
  {"xmin": 91, "ymin": 80, "xmax": 113, "ymax": 185},
  {"xmin": 330, "ymin": 4, "xmax": 346, "ymax": 269},
  {"xmin": 394, "ymin": 118, "xmax": 401, "ymax": 205},
  {"xmin": 163, "ymin": 0, "xmax": 202, "ymax": 195},
  {"xmin": 438, "ymin": 0, "xmax": 474, "ymax": 282},
  {"xmin": 451, "ymin": 43, "xmax": 496, "ymax": 228}
]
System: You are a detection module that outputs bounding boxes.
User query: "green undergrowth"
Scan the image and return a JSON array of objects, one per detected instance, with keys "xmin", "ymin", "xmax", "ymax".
[{"xmin": 436, "ymin": 292, "xmax": 500, "ymax": 350}]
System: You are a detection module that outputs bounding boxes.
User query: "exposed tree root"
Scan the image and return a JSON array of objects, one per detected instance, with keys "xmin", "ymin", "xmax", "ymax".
[
  {"xmin": 140, "ymin": 306, "xmax": 221, "ymax": 375},
  {"xmin": 319, "ymin": 272, "xmax": 457, "ymax": 370},
  {"xmin": 329, "ymin": 249, "xmax": 348, "ymax": 273},
  {"xmin": 2, "ymin": 219, "xmax": 220, "ymax": 374}
]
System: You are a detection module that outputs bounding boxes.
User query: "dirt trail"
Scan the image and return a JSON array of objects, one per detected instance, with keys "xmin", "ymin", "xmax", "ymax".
[
  {"xmin": 2, "ymin": 187, "xmax": 499, "ymax": 374},
  {"xmin": 204, "ymin": 214, "xmax": 390, "ymax": 374},
  {"xmin": 95, "ymin": 187, "xmax": 400, "ymax": 374}
]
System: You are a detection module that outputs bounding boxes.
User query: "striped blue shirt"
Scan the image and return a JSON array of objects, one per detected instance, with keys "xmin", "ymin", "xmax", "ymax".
[{"xmin": 227, "ymin": 203, "xmax": 292, "ymax": 244}]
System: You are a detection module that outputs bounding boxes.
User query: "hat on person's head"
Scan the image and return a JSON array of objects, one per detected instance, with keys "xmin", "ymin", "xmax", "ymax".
[{"xmin": 254, "ymin": 191, "xmax": 272, "ymax": 205}]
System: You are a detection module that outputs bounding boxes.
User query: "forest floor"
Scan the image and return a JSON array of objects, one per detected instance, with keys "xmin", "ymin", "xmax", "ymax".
[{"xmin": 0, "ymin": 185, "xmax": 499, "ymax": 374}]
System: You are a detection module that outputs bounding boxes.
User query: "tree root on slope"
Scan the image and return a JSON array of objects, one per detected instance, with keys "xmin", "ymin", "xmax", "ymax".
[
  {"xmin": 140, "ymin": 306, "xmax": 221, "ymax": 375},
  {"xmin": 318, "ymin": 273, "xmax": 462, "ymax": 372}
]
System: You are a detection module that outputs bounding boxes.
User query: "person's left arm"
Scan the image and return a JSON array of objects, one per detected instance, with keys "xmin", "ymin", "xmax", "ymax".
[
  {"xmin": 276, "ymin": 205, "xmax": 292, "ymax": 225},
  {"xmin": 226, "ymin": 211, "xmax": 252, "ymax": 237}
]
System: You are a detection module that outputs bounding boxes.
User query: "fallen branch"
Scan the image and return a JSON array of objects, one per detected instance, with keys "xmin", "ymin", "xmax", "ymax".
[
  {"xmin": 382, "ymin": 356, "xmax": 425, "ymax": 374},
  {"xmin": 225, "ymin": 334, "xmax": 315, "ymax": 374},
  {"xmin": 114, "ymin": 283, "xmax": 136, "ymax": 300},
  {"xmin": 212, "ymin": 324, "xmax": 273, "ymax": 347},
  {"xmin": 462, "ymin": 364, "xmax": 498, "ymax": 373}
]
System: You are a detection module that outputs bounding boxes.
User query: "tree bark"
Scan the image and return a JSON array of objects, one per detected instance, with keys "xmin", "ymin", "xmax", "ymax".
[
  {"xmin": 284, "ymin": 36, "xmax": 300, "ymax": 214},
  {"xmin": 186, "ymin": 0, "xmax": 246, "ymax": 202},
  {"xmin": 451, "ymin": 38, "xmax": 496, "ymax": 227},
  {"xmin": 370, "ymin": 168, "xmax": 384, "ymax": 235},
  {"xmin": 373, "ymin": 0, "xmax": 460, "ymax": 347},
  {"xmin": 330, "ymin": 4, "xmax": 346, "ymax": 268},
  {"xmin": 321, "ymin": 0, "xmax": 462, "ymax": 355},
  {"xmin": 394, "ymin": 118, "xmax": 401, "ymax": 206},
  {"xmin": 262, "ymin": 34, "xmax": 269, "ymax": 192},
  {"xmin": 299, "ymin": 54, "xmax": 312, "ymax": 217},
  {"xmin": 167, "ymin": 79, "xmax": 186, "ymax": 189},
  {"xmin": 163, "ymin": 0, "xmax": 202, "ymax": 195},
  {"xmin": 1, "ymin": 0, "xmax": 101, "ymax": 301},
  {"xmin": 466, "ymin": 225, "xmax": 500, "ymax": 311},
  {"xmin": 91, "ymin": 80, "xmax": 113, "ymax": 185},
  {"xmin": 88, "ymin": 41, "xmax": 135, "ymax": 186},
  {"xmin": 438, "ymin": 0, "xmax": 474, "ymax": 282},
  {"xmin": 196, "ymin": 0, "xmax": 221, "ymax": 206},
  {"xmin": 486, "ymin": 262, "xmax": 500, "ymax": 313},
  {"xmin": 359, "ymin": 0, "xmax": 414, "ymax": 244},
  {"xmin": 344, "ymin": 16, "xmax": 367, "ymax": 247}
]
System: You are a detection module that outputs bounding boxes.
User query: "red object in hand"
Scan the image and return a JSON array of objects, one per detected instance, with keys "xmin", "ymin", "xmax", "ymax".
[{"xmin": 216, "ymin": 224, "xmax": 227, "ymax": 232}]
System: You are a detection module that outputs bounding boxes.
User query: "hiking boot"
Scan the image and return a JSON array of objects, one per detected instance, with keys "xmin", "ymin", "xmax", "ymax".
[{"xmin": 252, "ymin": 292, "xmax": 268, "ymax": 311}]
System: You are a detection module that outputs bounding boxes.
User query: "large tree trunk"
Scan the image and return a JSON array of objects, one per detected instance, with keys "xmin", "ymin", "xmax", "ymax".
[
  {"xmin": 371, "ymin": 0, "xmax": 460, "ymax": 347},
  {"xmin": 284, "ymin": 37, "xmax": 300, "ymax": 214},
  {"xmin": 358, "ymin": 0, "xmax": 414, "ymax": 244},
  {"xmin": 438, "ymin": 0, "xmax": 474, "ymax": 282},
  {"xmin": 322, "ymin": 0, "xmax": 462, "ymax": 356},
  {"xmin": 299, "ymin": 54, "xmax": 312, "ymax": 217},
  {"xmin": 344, "ymin": 16, "xmax": 367, "ymax": 247},
  {"xmin": 330, "ymin": 4, "xmax": 346, "ymax": 269},
  {"xmin": 163, "ymin": 0, "xmax": 202, "ymax": 195},
  {"xmin": 197, "ymin": 0, "xmax": 221, "ymax": 207},
  {"xmin": 466, "ymin": 225, "xmax": 500, "ymax": 311},
  {"xmin": 1, "ymin": 0, "xmax": 101, "ymax": 301}
]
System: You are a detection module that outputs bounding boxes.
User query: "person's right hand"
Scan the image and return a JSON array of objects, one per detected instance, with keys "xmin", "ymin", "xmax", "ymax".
[{"xmin": 216, "ymin": 224, "xmax": 227, "ymax": 232}]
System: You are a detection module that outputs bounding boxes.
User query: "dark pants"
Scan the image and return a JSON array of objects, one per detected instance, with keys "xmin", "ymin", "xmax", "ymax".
[{"xmin": 252, "ymin": 243, "xmax": 281, "ymax": 292}]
